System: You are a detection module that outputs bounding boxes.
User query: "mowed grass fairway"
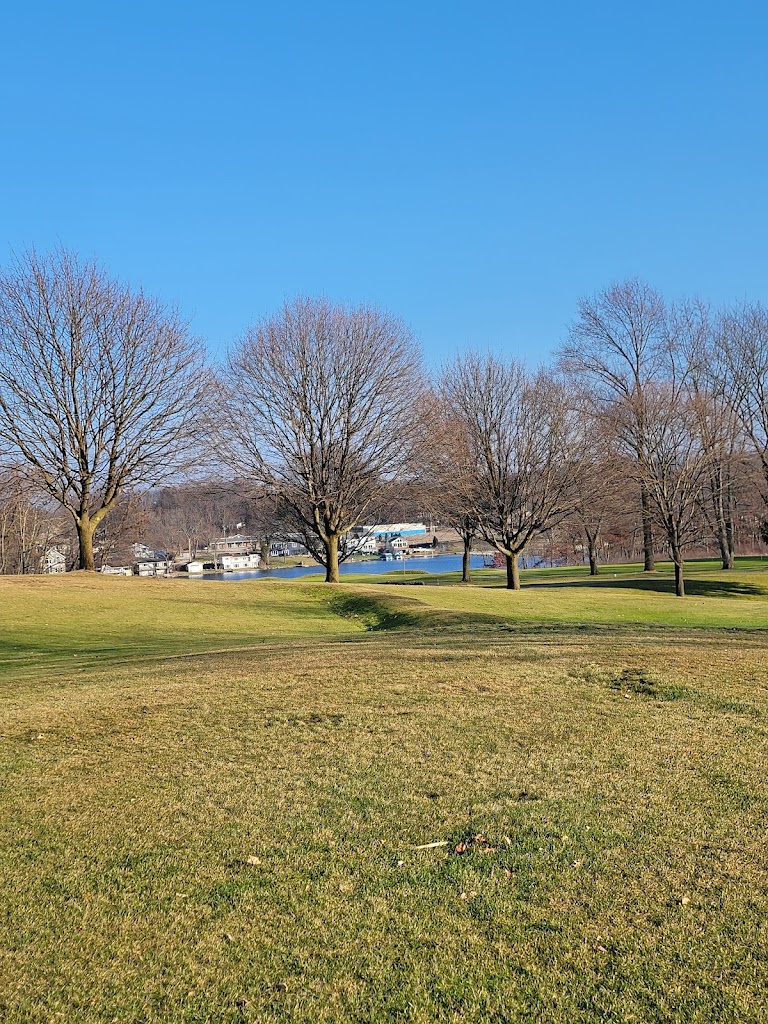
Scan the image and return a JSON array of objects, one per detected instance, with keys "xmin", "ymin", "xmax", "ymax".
[{"xmin": 1, "ymin": 567, "xmax": 767, "ymax": 1023}]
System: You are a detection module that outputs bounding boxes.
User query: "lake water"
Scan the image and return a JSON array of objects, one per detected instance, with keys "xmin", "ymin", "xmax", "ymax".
[{"xmin": 194, "ymin": 553, "xmax": 490, "ymax": 582}]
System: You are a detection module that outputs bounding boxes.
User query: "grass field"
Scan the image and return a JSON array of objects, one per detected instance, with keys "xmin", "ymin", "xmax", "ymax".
[{"xmin": 1, "ymin": 564, "xmax": 767, "ymax": 1022}]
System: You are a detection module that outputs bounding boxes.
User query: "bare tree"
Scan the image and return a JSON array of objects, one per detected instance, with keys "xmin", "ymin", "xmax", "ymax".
[
  {"xmin": 417, "ymin": 400, "xmax": 480, "ymax": 583},
  {"xmin": 148, "ymin": 482, "xmax": 223, "ymax": 560},
  {"xmin": 559, "ymin": 279, "xmax": 668, "ymax": 572},
  {"xmin": 222, "ymin": 297, "xmax": 424, "ymax": 583},
  {"xmin": 567, "ymin": 415, "xmax": 625, "ymax": 576},
  {"xmin": 0, "ymin": 248, "xmax": 208, "ymax": 570},
  {"xmin": 718, "ymin": 302, "xmax": 768, "ymax": 504},
  {"xmin": 442, "ymin": 353, "xmax": 577, "ymax": 590},
  {"xmin": 618, "ymin": 380, "xmax": 710, "ymax": 597},
  {"xmin": 0, "ymin": 468, "xmax": 67, "ymax": 573},
  {"xmin": 94, "ymin": 491, "xmax": 149, "ymax": 565},
  {"xmin": 682, "ymin": 303, "xmax": 745, "ymax": 569},
  {"xmin": 606, "ymin": 303, "xmax": 715, "ymax": 597},
  {"xmin": 240, "ymin": 489, "xmax": 292, "ymax": 569}
]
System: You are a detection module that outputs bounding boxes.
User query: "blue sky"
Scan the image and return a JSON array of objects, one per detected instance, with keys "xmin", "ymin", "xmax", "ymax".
[{"xmin": 1, "ymin": 1, "xmax": 766, "ymax": 368}]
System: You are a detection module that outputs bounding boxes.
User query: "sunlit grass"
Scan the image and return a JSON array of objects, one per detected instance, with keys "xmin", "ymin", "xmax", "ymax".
[
  {"xmin": 341, "ymin": 560, "xmax": 768, "ymax": 631},
  {"xmin": 2, "ymin": 561, "xmax": 767, "ymax": 685},
  {"xmin": 0, "ymin": 574, "xmax": 361, "ymax": 680},
  {"xmin": 1, "ymin": 571, "xmax": 767, "ymax": 1021}
]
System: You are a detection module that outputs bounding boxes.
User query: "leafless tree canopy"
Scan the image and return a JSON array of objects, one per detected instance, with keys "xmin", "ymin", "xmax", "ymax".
[
  {"xmin": 718, "ymin": 303, "xmax": 768, "ymax": 498},
  {"xmin": 617, "ymin": 379, "xmax": 711, "ymax": 597},
  {"xmin": 422, "ymin": 399, "xmax": 481, "ymax": 583},
  {"xmin": 679, "ymin": 302, "xmax": 744, "ymax": 570},
  {"xmin": 0, "ymin": 248, "xmax": 208, "ymax": 569},
  {"xmin": 560, "ymin": 279, "xmax": 667, "ymax": 572},
  {"xmin": 565, "ymin": 404, "xmax": 625, "ymax": 576},
  {"xmin": 561, "ymin": 279, "xmax": 668, "ymax": 404},
  {"xmin": 442, "ymin": 353, "xmax": 577, "ymax": 590},
  {"xmin": 223, "ymin": 297, "xmax": 424, "ymax": 582},
  {"xmin": 2, "ymin": 253, "xmax": 766, "ymax": 593}
]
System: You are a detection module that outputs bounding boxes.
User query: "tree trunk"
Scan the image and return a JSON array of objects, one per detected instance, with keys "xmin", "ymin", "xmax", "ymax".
[
  {"xmin": 324, "ymin": 533, "xmax": 340, "ymax": 583},
  {"xmin": 76, "ymin": 515, "xmax": 96, "ymax": 571},
  {"xmin": 586, "ymin": 532, "xmax": 599, "ymax": 575},
  {"xmin": 462, "ymin": 535, "xmax": 471, "ymax": 583},
  {"xmin": 670, "ymin": 539, "xmax": 685, "ymax": 597},
  {"xmin": 640, "ymin": 482, "xmax": 655, "ymax": 572},
  {"xmin": 260, "ymin": 538, "xmax": 271, "ymax": 569},
  {"xmin": 711, "ymin": 470, "xmax": 735, "ymax": 570},
  {"xmin": 725, "ymin": 513, "xmax": 735, "ymax": 569},
  {"xmin": 505, "ymin": 553, "xmax": 520, "ymax": 591},
  {"xmin": 717, "ymin": 530, "xmax": 734, "ymax": 571}
]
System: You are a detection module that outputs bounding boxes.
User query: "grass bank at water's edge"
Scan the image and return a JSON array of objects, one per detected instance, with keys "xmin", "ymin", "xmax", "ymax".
[{"xmin": 1, "ymin": 562, "xmax": 767, "ymax": 681}]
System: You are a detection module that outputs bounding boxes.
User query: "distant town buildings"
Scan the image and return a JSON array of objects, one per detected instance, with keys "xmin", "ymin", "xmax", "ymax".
[
  {"xmin": 347, "ymin": 522, "xmax": 428, "ymax": 556},
  {"xmin": 36, "ymin": 520, "xmax": 430, "ymax": 576},
  {"xmin": 134, "ymin": 559, "xmax": 173, "ymax": 577}
]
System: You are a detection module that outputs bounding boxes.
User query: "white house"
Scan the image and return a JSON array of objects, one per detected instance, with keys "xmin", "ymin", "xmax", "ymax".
[
  {"xmin": 134, "ymin": 559, "xmax": 172, "ymax": 577},
  {"xmin": 132, "ymin": 542, "xmax": 156, "ymax": 560},
  {"xmin": 101, "ymin": 564, "xmax": 133, "ymax": 576},
  {"xmin": 40, "ymin": 546, "xmax": 67, "ymax": 573},
  {"xmin": 345, "ymin": 531, "xmax": 378, "ymax": 556},
  {"xmin": 220, "ymin": 552, "xmax": 262, "ymax": 571},
  {"xmin": 180, "ymin": 560, "xmax": 205, "ymax": 574}
]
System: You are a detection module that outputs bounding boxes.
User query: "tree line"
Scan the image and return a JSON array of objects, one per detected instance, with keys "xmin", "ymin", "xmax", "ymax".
[{"xmin": 0, "ymin": 248, "xmax": 767, "ymax": 595}]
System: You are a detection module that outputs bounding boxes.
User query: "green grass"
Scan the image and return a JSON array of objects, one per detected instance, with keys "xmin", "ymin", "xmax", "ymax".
[
  {"xmin": 352, "ymin": 554, "xmax": 768, "ymax": 590},
  {"xmin": 1, "ymin": 569, "xmax": 767, "ymax": 1022},
  {"xmin": 0, "ymin": 574, "xmax": 362, "ymax": 680}
]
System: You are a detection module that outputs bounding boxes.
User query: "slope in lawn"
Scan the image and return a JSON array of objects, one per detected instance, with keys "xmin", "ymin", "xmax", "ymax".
[{"xmin": 1, "ymin": 630, "xmax": 766, "ymax": 1022}]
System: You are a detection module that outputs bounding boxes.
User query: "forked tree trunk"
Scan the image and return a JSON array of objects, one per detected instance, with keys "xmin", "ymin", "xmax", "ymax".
[
  {"xmin": 640, "ymin": 482, "xmax": 655, "ymax": 572},
  {"xmin": 505, "ymin": 553, "xmax": 520, "ymax": 591},
  {"xmin": 76, "ymin": 515, "xmax": 96, "ymax": 571},
  {"xmin": 324, "ymin": 533, "xmax": 340, "ymax": 583}
]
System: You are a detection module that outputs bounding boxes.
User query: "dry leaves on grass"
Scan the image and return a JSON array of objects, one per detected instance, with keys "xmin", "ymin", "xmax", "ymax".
[{"xmin": 455, "ymin": 834, "xmax": 497, "ymax": 855}]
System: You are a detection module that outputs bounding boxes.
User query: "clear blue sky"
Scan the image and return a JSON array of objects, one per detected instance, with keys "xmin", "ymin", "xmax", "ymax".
[{"xmin": 1, "ymin": 1, "xmax": 766, "ymax": 368}]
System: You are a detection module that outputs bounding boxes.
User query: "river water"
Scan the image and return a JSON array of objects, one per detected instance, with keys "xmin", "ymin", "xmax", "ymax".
[{"xmin": 194, "ymin": 553, "xmax": 491, "ymax": 581}]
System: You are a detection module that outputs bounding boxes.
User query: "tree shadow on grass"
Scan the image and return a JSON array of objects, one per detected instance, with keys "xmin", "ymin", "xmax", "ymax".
[
  {"xmin": 328, "ymin": 591, "xmax": 523, "ymax": 633},
  {"xmin": 533, "ymin": 575, "xmax": 765, "ymax": 599}
]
